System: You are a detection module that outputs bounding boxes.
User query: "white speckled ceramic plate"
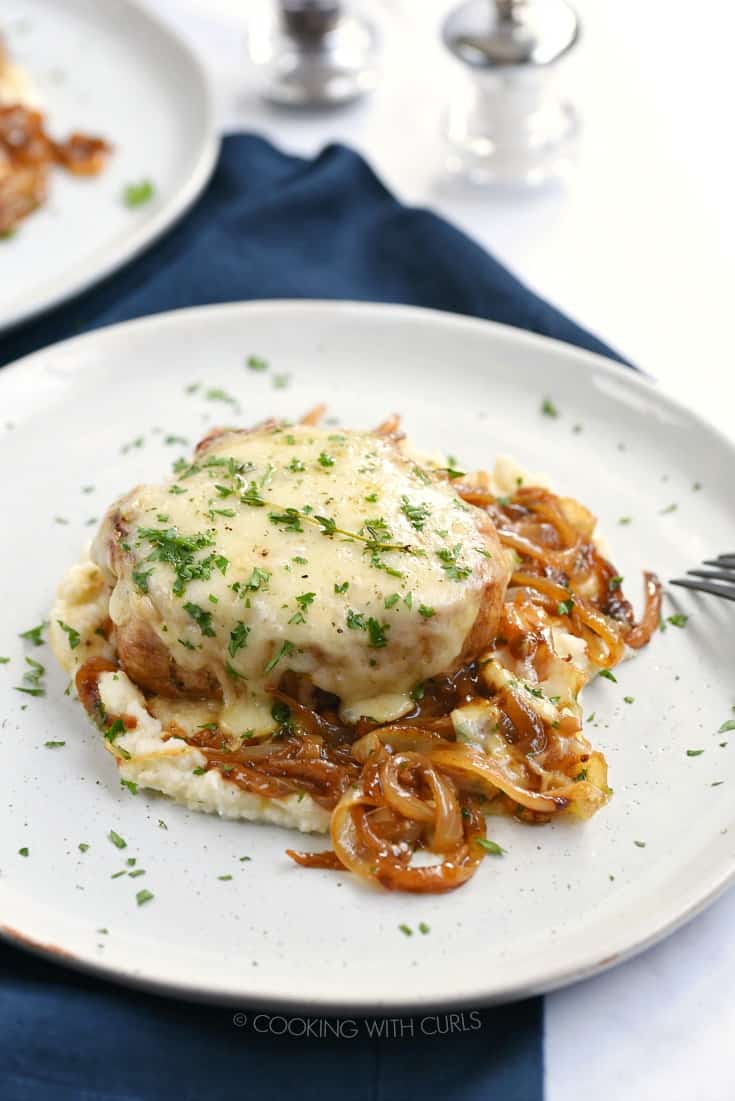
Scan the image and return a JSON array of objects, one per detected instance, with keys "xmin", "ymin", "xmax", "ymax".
[
  {"xmin": 1, "ymin": 301, "xmax": 734, "ymax": 1013},
  {"xmin": 0, "ymin": 0, "xmax": 218, "ymax": 332}
]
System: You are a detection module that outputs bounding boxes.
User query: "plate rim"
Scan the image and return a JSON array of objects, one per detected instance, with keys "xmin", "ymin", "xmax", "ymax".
[
  {"xmin": 2, "ymin": 298, "xmax": 734, "ymax": 1014},
  {"xmin": 0, "ymin": 0, "xmax": 220, "ymax": 334}
]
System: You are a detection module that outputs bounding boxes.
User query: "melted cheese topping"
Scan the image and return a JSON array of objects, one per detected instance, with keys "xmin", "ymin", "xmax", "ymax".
[{"xmin": 89, "ymin": 425, "xmax": 502, "ymax": 735}]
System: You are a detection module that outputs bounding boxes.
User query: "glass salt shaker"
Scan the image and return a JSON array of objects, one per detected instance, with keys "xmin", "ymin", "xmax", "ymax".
[
  {"xmin": 247, "ymin": 0, "xmax": 380, "ymax": 108},
  {"xmin": 442, "ymin": 0, "xmax": 580, "ymax": 185}
]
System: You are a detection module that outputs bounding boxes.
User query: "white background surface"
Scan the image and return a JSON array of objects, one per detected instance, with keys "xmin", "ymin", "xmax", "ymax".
[{"xmin": 36, "ymin": 0, "xmax": 735, "ymax": 1096}]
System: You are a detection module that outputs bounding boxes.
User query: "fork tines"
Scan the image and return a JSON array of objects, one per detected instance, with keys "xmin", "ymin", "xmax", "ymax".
[{"xmin": 670, "ymin": 554, "xmax": 735, "ymax": 602}]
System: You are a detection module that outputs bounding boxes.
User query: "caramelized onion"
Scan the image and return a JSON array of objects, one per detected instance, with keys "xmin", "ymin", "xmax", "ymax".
[
  {"xmin": 625, "ymin": 571, "xmax": 663, "ymax": 649},
  {"xmin": 428, "ymin": 744, "xmax": 569, "ymax": 814},
  {"xmin": 285, "ymin": 849, "xmax": 343, "ymax": 870},
  {"xmin": 380, "ymin": 753, "xmax": 435, "ymax": 823},
  {"xmin": 329, "ymin": 787, "xmax": 486, "ymax": 894}
]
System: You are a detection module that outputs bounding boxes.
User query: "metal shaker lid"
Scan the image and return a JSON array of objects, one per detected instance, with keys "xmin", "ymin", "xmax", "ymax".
[{"xmin": 443, "ymin": 0, "xmax": 579, "ymax": 69}]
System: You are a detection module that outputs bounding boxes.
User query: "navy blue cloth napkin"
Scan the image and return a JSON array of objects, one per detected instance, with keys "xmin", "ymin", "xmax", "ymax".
[{"xmin": 0, "ymin": 134, "xmax": 626, "ymax": 1101}]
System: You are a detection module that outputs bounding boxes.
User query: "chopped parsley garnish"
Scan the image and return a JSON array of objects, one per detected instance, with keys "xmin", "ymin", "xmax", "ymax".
[
  {"xmin": 476, "ymin": 839, "xmax": 506, "ymax": 855},
  {"xmin": 608, "ymin": 576, "xmax": 623, "ymax": 591},
  {"xmin": 686, "ymin": 749, "xmax": 704, "ymax": 757},
  {"xmin": 272, "ymin": 373, "xmax": 290, "ymax": 389},
  {"xmin": 178, "ymin": 638, "xmax": 196, "ymax": 651},
  {"xmin": 246, "ymin": 355, "xmax": 269, "ymax": 371},
  {"xmin": 108, "ymin": 830, "xmax": 127, "ymax": 850},
  {"xmin": 659, "ymin": 503, "xmax": 678, "ymax": 515},
  {"xmin": 131, "ymin": 567, "xmax": 153, "ymax": 594},
  {"xmin": 288, "ymin": 457, "xmax": 305, "ymax": 473},
  {"xmin": 121, "ymin": 436, "xmax": 145, "ymax": 454},
  {"xmin": 136, "ymin": 889, "xmax": 154, "ymax": 906},
  {"xmin": 410, "ymin": 681, "xmax": 425, "ymax": 702},
  {"xmin": 400, "ymin": 496, "xmax": 431, "ymax": 531},
  {"xmin": 436, "ymin": 544, "xmax": 471, "ymax": 582},
  {"xmin": 121, "ymin": 779, "xmax": 138, "ymax": 795},
  {"xmin": 123, "ymin": 179, "xmax": 155, "ymax": 207},
  {"xmin": 598, "ymin": 669, "xmax": 617, "ymax": 682},
  {"xmin": 618, "ymin": 516, "xmax": 632, "ymax": 526},
  {"xmin": 264, "ymin": 640, "xmax": 295, "ymax": 673},
  {"xmin": 18, "ymin": 847, "xmax": 29, "ymax": 857},
  {"xmin": 334, "ymin": 581, "xmax": 349, "ymax": 594},
  {"xmin": 183, "ymin": 603, "xmax": 216, "ymax": 637},
  {"xmin": 317, "ymin": 451, "xmax": 335, "ymax": 468},
  {"xmin": 439, "ymin": 466, "xmax": 465, "ymax": 480},
  {"xmin": 19, "ymin": 623, "xmax": 45, "ymax": 646},
  {"xmin": 418, "ymin": 922, "xmax": 430, "ymax": 935},
  {"xmin": 398, "ymin": 923, "xmax": 413, "ymax": 937},
  {"xmin": 192, "ymin": 767, "xmax": 207, "ymax": 776},
  {"xmin": 205, "ymin": 387, "xmax": 239, "ymax": 408},
  {"xmin": 718, "ymin": 720, "xmax": 735, "ymax": 734},
  {"xmin": 79, "ymin": 843, "xmax": 89, "ymax": 853},
  {"xmin": 634, "ymin": 840, "xmax": 646, "ymax": 848},
  {"xmin": 0, "ymin": 656, "xmax": 9, "ymax": 664},
  {"xmin": 384, "ymin": 593, "xmax": 400, "ymax": 609},
  {"xmin": 623, "ymin": 696, "xmax": 635, "ymax": 705},
  {"xmin": 137, "ymin": 525, "xmax": 215, "ymax": 597},
  {"xmin": 366, "ymin": 618, "xmax": 389, "ymax": 648},
  {"xmin": 243, "ymin": 566, "xmax": 271, "ymax": 592},
  {"xmin": 228, "ymin": 622, "xmax": 250, "ymax": 657},
  {"xmin": 289, "ymin": 592, "xmax": 316, "ymax": 625},
  {"xmin": 667, "ymin": 613, "xmax": 689, "ymax": 628},
  {"xmin": 218, "ymin": 874, "xmax": 233, "ymax": 881},
  {"xmin": 56, "ymin": 620, "xmax": 81, "ymax": 649},
  {"xmin": 557, "ymin": 597, "xmax": 574, "ymax": 616},
  {"xmin": 418, "ymin": 604, "xmax": 435, "ymax": 619},
  {"xmin": 104, "ymin": 720, "xmax": 126, "ymax": 745},
  {"xmin": 369, "ymin": 551, "xmax": 404, "ymax": 579},
  {"xmin": 271, "ymin": 700, "xmax": 291, "ymax": 726},
  {"xmin": 346, "ymin": 610, "xmax": 366, "ymax": 630},
  {"xmin": 541, "ymin": 398, "xmax": 559, "ymax": 418},
  {"xmin": 15, "ymin": 656, "xmax": 46, "ymax": 697},
  {"xmin": 44, "ymin": 740, "xmax": 66, "ymax": 748}
]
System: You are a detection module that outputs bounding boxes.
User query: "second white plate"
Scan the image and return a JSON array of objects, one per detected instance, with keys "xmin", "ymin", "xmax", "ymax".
[
  {"xmin": 0, "ymin": 0, "xmax": 218, "ymax": 332},
  {"xmin": 1, "ymin": 301, "xmax": 734, "ymax": 1012}
]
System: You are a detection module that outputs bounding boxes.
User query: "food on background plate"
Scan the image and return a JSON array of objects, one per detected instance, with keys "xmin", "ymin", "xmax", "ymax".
[
  {"xmin": 0, "ymin": 37, "xmax": 109, "ymax": 235},
  {"xmin": 50, "ymin": 410, "xmax": 661, "ymax": 894}
]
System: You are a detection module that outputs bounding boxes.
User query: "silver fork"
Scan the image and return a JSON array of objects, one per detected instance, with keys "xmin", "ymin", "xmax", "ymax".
[{"xmin": 670, "ymin": 554, "xmax": 735, "ymax": 602}]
